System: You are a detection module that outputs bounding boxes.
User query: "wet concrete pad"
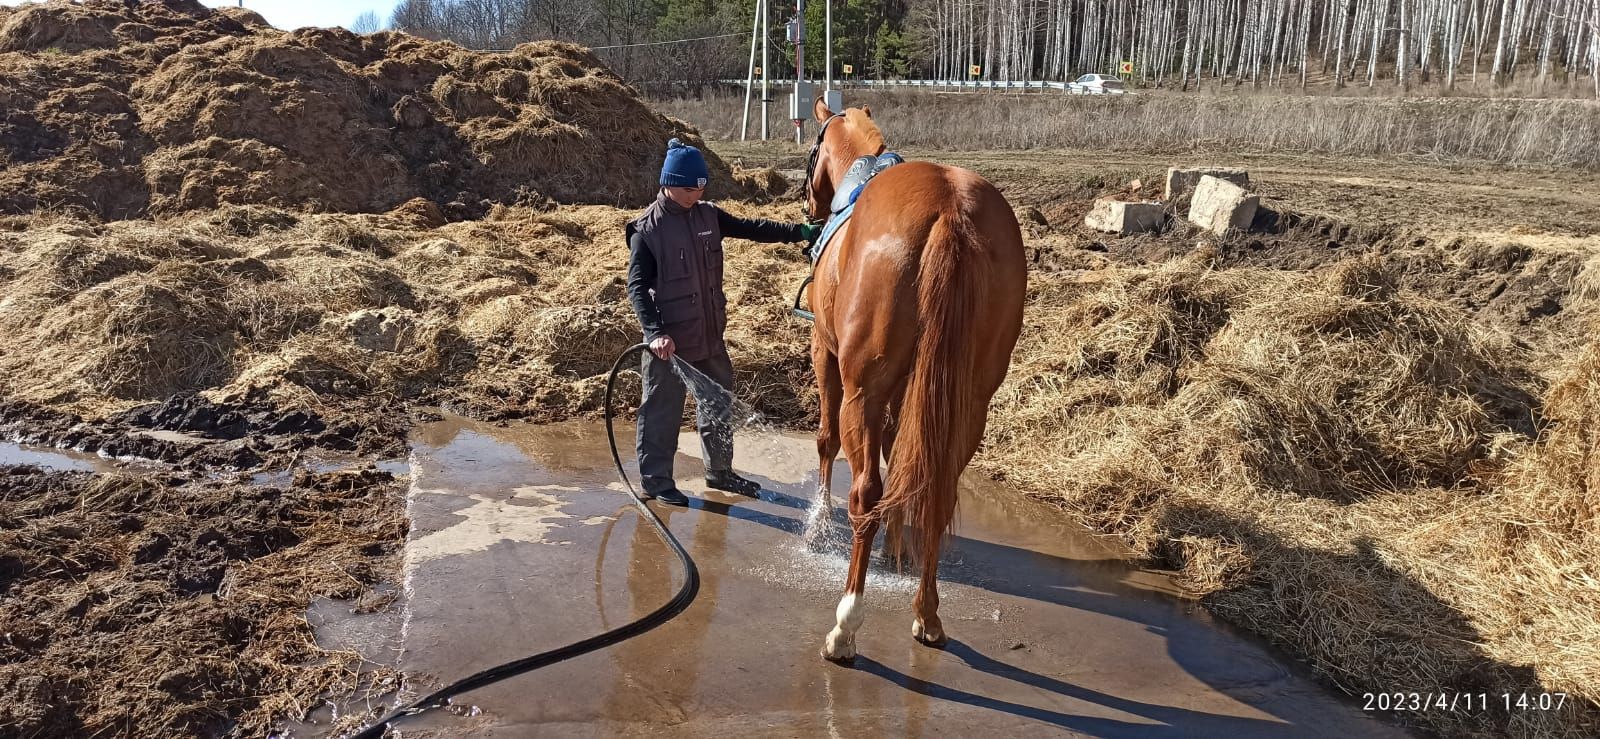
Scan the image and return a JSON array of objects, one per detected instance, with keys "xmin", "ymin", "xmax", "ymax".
[{"xmin": 380, "ymin": 417, "xmax": 1410, "ymax": 738}]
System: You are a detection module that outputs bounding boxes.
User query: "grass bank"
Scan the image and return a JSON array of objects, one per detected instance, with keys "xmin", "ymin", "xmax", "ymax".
[{"xmin": 654, "ymin": 89, "xmax": 1600, "ymax": 170}]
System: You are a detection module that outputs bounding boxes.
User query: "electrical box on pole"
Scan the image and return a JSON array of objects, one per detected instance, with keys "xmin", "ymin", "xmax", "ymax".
[{"xmin": 788, "ymin": 82, "xmax": 815, "ymax": 120}]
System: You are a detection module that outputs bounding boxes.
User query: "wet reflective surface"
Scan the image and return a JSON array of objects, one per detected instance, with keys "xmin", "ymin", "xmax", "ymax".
[
  {"xmin": 0, "ymin": 439, "xmax": 117, "ymax": 472},
  {"xmin": 349, "ymin": 417, "xmax": 1410, "ymax": 738}
]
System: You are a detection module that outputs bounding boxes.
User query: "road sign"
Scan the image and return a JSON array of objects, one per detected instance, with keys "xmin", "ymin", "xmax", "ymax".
[
  {"xmin": 969, "ymin": 64, "xmax": 981, "ymax": 76},
  {"xmin": 1119, "ymin": 61, "xmax": 1134, "ymax": 74},
  {"xmin": 842, "ymin": 63, "xmax": 853, "ymax": 74}
]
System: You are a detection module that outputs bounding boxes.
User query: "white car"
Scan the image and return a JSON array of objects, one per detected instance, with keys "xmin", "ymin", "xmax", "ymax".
[{"xmin": 1067, "ymin": 74, "xmax": 1128, "ymax": 94}]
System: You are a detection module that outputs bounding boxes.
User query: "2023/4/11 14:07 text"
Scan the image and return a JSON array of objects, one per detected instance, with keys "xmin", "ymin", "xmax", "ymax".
[{"xmin": 1362, "ymin": 692, "xmax": 1569, "ymax": 712}]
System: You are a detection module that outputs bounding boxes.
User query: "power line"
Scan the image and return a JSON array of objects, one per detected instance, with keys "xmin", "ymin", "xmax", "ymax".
[
  {"xmin": 474, "ymin": 31, "xmax": 744, "ymax": 54},
  {"xmin": 591, "ymin": 31, "xmax": 744, "ymax": 50}
]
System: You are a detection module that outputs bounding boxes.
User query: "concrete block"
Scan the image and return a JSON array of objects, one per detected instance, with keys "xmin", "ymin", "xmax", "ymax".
[
  {"xmin": 1165, "ymin": 167, "xmax": 1250, "ymax": 204},
  {"xmin": 1187, "ymin": 175, "xmax": 1259, "ymax": 234},
  {"xmin": 1084, "ymin": 198, "xmax": 1164, "ymax": 235}
]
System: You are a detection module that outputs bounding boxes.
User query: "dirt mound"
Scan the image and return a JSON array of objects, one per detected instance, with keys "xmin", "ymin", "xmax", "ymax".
[
  {"xmin": 0, "ymin": 464, "xmax": 403, "ymax": 738},
  {"xmin": 0, "ymin": 1, "xmax": 775, "ymax": 220}
]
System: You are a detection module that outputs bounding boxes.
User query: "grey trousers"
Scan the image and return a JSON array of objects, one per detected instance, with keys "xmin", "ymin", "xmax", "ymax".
[{"xmin": 637, "ymin": 350, "xmax": 736, "ymax": 495}]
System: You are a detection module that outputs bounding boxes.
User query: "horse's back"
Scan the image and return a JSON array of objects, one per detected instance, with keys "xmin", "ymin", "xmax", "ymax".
[
  {"xmin": 823, "ymin": 160, "xmax": 1025, "ymax": 396},
  {"xmin": 850, "ymin": 161, "xmax": 1024, "ymax": 267}
]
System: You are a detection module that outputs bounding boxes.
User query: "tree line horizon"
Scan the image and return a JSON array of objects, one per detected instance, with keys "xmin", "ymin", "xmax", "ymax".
[{"xmin": 367, "ymin": 0, "xmax": 1600, "ymax": 93}]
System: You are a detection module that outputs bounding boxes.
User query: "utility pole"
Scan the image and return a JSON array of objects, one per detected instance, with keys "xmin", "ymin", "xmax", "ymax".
[
  {"xmin": 825, "ymin": 0, "xmax": 833, "ymax": 94},
  {"xmin": 742, "ymin": 0, "xmax": 761, "ymax": 140},
  {"xmin": 762, "ymin": 0, "xmax": 770, "ymax": 141}
]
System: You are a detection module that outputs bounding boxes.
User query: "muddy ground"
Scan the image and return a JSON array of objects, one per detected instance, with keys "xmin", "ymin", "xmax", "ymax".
[{"xmin": 0, "ymin": 463, "xmax": 404, "ymax": 737}]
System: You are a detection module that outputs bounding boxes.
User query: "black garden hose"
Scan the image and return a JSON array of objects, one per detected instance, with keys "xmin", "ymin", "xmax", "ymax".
[{"xmin": 346, "ymin": 343, "xmax": 699, "ymax": 738}]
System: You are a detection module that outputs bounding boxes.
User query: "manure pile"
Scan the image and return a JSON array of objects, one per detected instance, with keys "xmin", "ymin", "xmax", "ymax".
[{"xmin": 0, "ymin": 0, "xmax": 778, "ymax": 221}]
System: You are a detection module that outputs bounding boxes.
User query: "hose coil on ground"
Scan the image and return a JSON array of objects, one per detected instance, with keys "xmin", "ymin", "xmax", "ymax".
[{"xmin": 346, "ymin": 343, "xmax": 699, "ymax": 738}]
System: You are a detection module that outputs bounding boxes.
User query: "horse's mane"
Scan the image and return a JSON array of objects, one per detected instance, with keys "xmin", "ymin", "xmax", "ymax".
[{"xmin": 841, "ymin": 109, "xmax": 886, "ymax": 156}]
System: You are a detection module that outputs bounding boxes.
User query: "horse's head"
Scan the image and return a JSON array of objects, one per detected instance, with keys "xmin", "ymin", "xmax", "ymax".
[{"xmin": 804, "ymin": 98, "xmax": 886, "ymax": 223}]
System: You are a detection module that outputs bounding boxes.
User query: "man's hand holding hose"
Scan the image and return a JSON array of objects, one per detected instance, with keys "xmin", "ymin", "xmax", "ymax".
[{"xmin": 649, "ymin": 336, "xmax": 677, "ymax": 361}]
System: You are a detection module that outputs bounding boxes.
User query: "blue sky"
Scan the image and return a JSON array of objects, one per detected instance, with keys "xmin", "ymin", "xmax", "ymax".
[{"xmin": 0, "ymin": 1, "xmax": 405, "ymax": 31}]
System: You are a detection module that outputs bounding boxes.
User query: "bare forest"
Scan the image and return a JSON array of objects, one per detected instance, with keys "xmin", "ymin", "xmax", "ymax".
[{"xmin": 388, "ymin": 0, "xmax": 1600, "ymax": 93}]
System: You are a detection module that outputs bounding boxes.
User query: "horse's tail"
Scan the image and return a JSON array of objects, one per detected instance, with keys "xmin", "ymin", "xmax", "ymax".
[{"xmin": 871, "ymin": 206, "xmax": 983, "ymax": 574}]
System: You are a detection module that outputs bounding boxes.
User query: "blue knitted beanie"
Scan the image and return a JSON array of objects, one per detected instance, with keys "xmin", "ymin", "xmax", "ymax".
[{"xmin": 660, "ymin": 138, "xmax": 710, "ymax": 187}]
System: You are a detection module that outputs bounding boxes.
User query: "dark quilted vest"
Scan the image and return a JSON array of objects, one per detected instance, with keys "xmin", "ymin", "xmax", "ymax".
[{"xmin": 628, "ymin": 195, "xmax": 726, "ymax": 362}]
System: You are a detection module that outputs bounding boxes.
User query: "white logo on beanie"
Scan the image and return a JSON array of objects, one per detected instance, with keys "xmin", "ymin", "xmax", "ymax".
[{"xmin": 697, "ymin": 177, "xmax": 707, "ymax": 187}]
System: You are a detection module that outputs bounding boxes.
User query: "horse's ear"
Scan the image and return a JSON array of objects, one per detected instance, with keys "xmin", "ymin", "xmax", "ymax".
[
  {"xmin": 861, "ymin": 105, "xmax": 872, "ymax": 118},
  {"xmin": 813, "ymin": 96, "xmax": 833, "ymax": 123}
]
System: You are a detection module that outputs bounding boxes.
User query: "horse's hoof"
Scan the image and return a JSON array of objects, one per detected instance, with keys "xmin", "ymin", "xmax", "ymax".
[
  {"xmin": 821, "ymin": 649, "xmax": 857, "ymax": 666},
  {"xmin": 912, "ymin": 619, "xmax": 947, "ymax": 648},
  {"xmin": 821, "ymin": 629, "xmax": 856, "ymax": 662}
]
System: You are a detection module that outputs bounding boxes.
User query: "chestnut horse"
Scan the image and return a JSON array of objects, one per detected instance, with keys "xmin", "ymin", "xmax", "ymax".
[{"xmin": 803, "ymin": 99, "xmax": 1026, "ymax": 662}]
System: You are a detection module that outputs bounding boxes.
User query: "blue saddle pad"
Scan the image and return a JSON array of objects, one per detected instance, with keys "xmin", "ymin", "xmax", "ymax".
[{"xmin": 814, "ymin": 153, "xmax": 903, "ymax": 265}]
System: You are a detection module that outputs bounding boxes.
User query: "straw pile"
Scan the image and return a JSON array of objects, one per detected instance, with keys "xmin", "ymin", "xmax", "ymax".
[
  {"xmin": 978, "ymin": 246, "xmax": 1599, "ymax": 736},
  {"xmin": 0, "ymin": 201, "xmax": 811, "ymax": 425}
]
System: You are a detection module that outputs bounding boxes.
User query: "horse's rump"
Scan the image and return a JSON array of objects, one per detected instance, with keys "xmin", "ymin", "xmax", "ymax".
[{"xmin": 866, "ymin": 165, "xmax": 1022, "ymax": 573}]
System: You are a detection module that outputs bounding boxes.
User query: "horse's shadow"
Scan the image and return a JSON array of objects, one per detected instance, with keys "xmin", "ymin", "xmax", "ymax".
[
  {"xmin": 691, "ymin": 474, "xmax": 1456, "ymax": 737},
  {"xmin": 699, "ymin": 481, "xmax": 1184, "ymax": 630},
  {"xmin": 855, "ymin": 640, "xmax": 1295, "ymax": 737}
]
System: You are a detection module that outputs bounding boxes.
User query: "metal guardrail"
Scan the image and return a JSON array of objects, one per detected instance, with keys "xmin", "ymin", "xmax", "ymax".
[{"xmin": 720, "ymin": 79, "xmax": 1132, "ymax": 93}]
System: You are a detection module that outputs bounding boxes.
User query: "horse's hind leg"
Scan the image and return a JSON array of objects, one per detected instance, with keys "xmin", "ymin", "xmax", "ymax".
[
  {"xmin": 912, "ymin": 556, "xmax": 948, "ymax": 647},
  {"xmin": 913, "ymin": 418, "xmax": 984, "ymax": 648},
  {"xmin": 820, "ymin": 389, "xmax": 887, "ymax": 663},
  {"xmin": 806, "ymin": 343, "xmax": 844, "ymax": 551},
  {"xmin": 910, "ymin": 487, "xmax": 957, "ymax": 647}
]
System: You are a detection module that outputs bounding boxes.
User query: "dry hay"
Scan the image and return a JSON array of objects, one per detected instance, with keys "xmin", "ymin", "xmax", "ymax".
[
  {"xmin": 0, "ymin": 203, "xmax": 816, "ymax": 427},
  {"xmin": 979, "ymin": 251, "xmax": 1598, "ymax": 736},
  {"xmin": 0, "ymin": 0, "xmax": 779, "ymax": 220},
  {"xmin": 1573, "ymin": 253, "xmax": 1600, "ymax": 311},
  {"xmin": 0, "ymin": 221, "xmax": 242, "ymax": 404}
]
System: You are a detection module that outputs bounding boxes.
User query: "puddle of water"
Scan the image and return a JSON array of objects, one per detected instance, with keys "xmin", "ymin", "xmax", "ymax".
[
  {"xmin": 376, "ymin": 457, "xmax": 409, "ymax": 477},
  {"xmin": 308, "ymin": 584, "xmax": 406, "ymax": 657},
  {"xmin": 0, "ymin": 440, "xmax": 116, "ymax": 473},
  {"xmin": 275, "ymin": 585, "xmax": 407, "ymax": 737}
]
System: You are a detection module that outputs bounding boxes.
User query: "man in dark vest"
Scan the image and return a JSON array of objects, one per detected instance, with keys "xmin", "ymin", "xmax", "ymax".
[{"xmin": 626, "ymin": 139, "xmax": 819, "ymax": 506}]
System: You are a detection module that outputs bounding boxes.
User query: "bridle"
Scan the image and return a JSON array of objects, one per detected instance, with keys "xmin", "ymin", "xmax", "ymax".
[{"xmin": 803, "ymin": 113, "xmax": 844, "ymax": 224}]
